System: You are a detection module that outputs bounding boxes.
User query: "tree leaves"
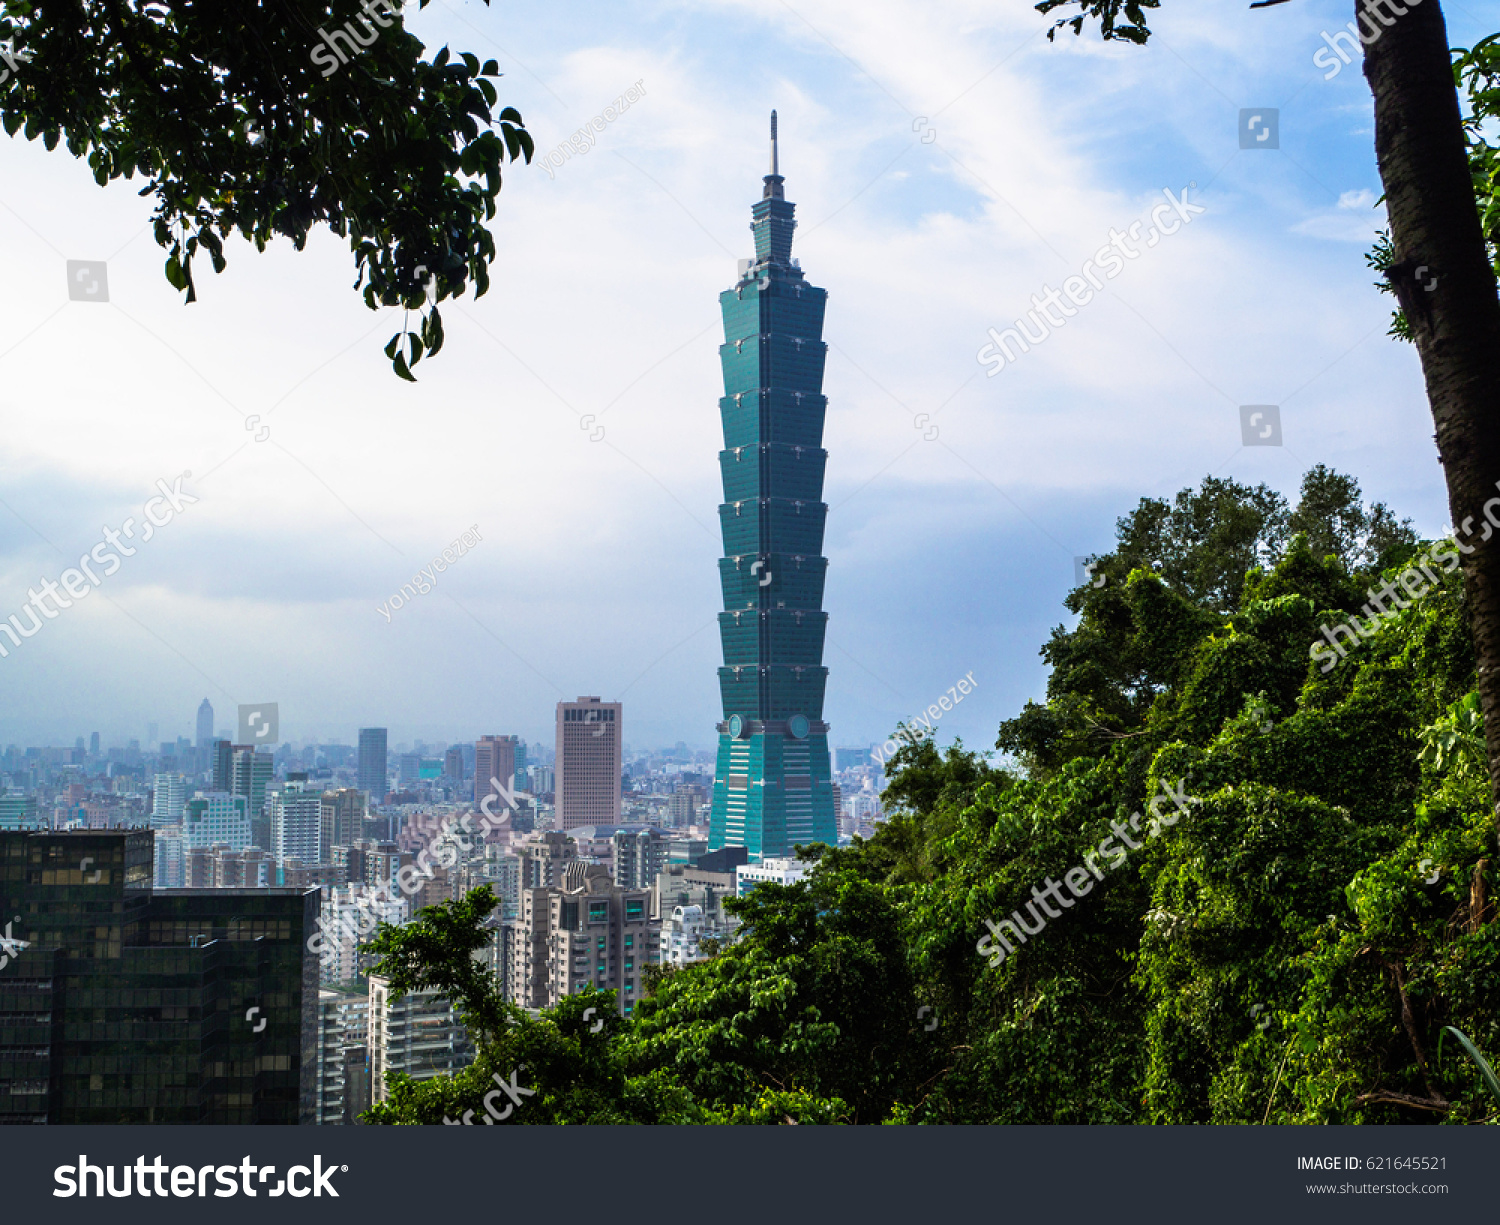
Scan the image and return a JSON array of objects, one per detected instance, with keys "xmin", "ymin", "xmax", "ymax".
[
  {"xmin": 0, "ymin": 0, "xmax": 532, "ymax": 379},
  {"xmin": 1033, "ymin": 0, "xmax": 1160, "ymax": 44},
  {"xmin": 357, "ymin": 464, "xmax": 1495, "ymax": 1125}
]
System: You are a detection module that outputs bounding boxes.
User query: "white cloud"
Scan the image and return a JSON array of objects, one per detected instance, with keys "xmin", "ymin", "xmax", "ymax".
[{"xmin": 0, "ymin": 0, "xmax": 1446, "ymax": 749}]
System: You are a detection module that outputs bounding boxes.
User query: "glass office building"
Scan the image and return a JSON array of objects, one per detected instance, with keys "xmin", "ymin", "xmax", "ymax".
[
  {"xmin": 708, "ymin": 113, "xmax": 838, "ymax": 861},
  {"xmin": 0, "ymin": 829, "xmax": 317, "ymax": 1124}
]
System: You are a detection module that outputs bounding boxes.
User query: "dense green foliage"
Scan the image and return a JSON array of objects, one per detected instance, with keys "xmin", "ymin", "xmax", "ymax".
[
  {"xmin": 0, "ymin": 0, "xmax": 533, "ymax": 378},
  {"xmin": 367, "ymin": 467, "xmax": 1497, "ymax": 1124}
]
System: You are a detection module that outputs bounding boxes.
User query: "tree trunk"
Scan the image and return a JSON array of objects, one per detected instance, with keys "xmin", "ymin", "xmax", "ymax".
[{"xmin": 1364, "ymin": 1, "xmax": 1500, "ymax": 833}]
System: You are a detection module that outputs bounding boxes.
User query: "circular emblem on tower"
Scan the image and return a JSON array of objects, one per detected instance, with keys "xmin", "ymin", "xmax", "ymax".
[
  {"xmin": 729, "ymin": 714, "xmax": 748, "ymax": 739},
  {"xmin": 787, "ymin": 714, "xmax": 809, "ymax": 740}
]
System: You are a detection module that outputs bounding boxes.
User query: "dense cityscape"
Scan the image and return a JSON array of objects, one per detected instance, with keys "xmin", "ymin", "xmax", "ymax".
[{"xmin": 0, "ymin": 694, "xmax": 888, "ymax": 1124}]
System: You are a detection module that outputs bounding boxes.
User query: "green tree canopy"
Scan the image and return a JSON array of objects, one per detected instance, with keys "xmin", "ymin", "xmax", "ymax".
[
  {"xmin": 364, "ymin": 468, "xmax": 1496, "ymax": 1126},
  {"xmin": 1001, "ymin": 467, "xmax": 1415, "ymax": 775},
  {"xmin": 0, "ymin": 0, "xmax": 533, "ymax": 379}
]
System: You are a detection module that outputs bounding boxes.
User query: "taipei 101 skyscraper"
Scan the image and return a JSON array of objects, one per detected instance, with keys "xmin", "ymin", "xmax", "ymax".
[{"xmin": 708, "ymin": 113, "xmax": 838, "ymax": 861}]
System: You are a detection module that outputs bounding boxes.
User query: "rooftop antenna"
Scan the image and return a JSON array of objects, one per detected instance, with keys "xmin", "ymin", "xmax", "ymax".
[{"xmin": 763, "ymin": 111, "xmax": 785, "ymax": 201}]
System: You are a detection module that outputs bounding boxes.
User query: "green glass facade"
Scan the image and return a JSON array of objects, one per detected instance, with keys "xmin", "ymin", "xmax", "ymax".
[
  {"xmin": 0, "ymin": 830, "xmax": 317, "ymax": 1124},
  {"xmin": 709, "ymin": 114, "xmax": 838, "ymax": 860}
]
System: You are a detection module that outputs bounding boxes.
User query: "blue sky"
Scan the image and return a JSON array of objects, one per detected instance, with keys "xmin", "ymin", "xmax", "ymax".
[{"xmin": 0, "ymin": 0, "xmax": 1491, "ymax": 753}]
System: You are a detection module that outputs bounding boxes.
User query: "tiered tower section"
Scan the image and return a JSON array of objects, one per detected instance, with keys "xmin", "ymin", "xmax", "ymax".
[{"xmin": 708, "ymin": 113, "xmax": 837, "ymax": 860}]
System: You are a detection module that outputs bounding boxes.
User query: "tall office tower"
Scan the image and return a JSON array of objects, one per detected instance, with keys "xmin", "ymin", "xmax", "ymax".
[
  {"xmin": 89, "ymin": 731, "xmax": 100, "ymax": 757},
  {"xmin": 515, "ymin": 740, "xmax": 528, "ymax": 779},
  {"xmin": 708, "ymin": 113, "xmax": 838, "ymax": 862},
  {"xmin": 271, "ymin": 781, "xmax": 324, "ymax": 864},
  {"xmin": 443, "ymin": 746, "xmax": 465, "ymax": 787},
  {"xmin": 211, "ymin": 738, "xmax": 233, "ymax": 791},
  {"xmin": 183, "ymin": 790, "xmax": 251, "ymax": 850},
  {"xmin": 321, "ymin": 787, "xmax": 367, "ymax": 856},
  {"xmin": 196, "ymin": 697, "xmax": 214, "ymax": 748},
  {"xmin": 0, "ymin": 829, "xmax": 317, "ymax": 1123},
  {"xmin": 151, "ymin": 772, "xmax": 186, "ymax": 827},
  {"xmin": 669, "ymin": 784, "xmax": 707, "ymax": 826},
  {"xmin": 508, "ymin": 862, "xmax": 660, "ymax": 1016},
  {"xmin": 230, "ymin": 746, "xmax": 274, "ymax": 833},
  {"xmin": 554, "ymin": 698, "xmax": 621, "ymax": 830},
  {"xmin": 368, "ymin": 976, "xmax": 473, "ymax": 1104},
  {"xmin": 835, "ymin": 746, "xmax": 871, "ymax": 771},
  {"xmin": 474, "ymin": 734, "xmax": 520, "ymax": 807},
  {"xmin": 357, "ymin": 728, "xmax": 388, "ymax": 802}
]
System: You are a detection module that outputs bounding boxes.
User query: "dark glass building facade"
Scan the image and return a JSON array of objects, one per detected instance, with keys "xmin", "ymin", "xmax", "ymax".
[
  {"xmin": 708, "ymin": 114, "xmax": 839, "ymax": 860},
  {"xmin": 358, "ymin": 727, "xmax": 388, "ymax": 802},
  {"xmin": 0, "ymin": 830, "xmax": 317, "ymax": 1124}
]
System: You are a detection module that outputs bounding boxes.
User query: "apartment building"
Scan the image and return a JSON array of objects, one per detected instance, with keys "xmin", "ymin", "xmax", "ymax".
[
  {"xmin": 368, "ymin": 976, "xmax": 473, "ymax": 1103},
  {"xmin": 508, "ymin": 861, "xmax": 660, "ymax": 1016},
  {"xmin": 315, "ymin": 987, "xmax": 370, "ymax": 1125}
]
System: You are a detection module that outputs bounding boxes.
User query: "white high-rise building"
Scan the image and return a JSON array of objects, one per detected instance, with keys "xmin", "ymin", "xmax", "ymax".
[
  {"xmin": 368, "ymin": 977, "xmax": 472, "ymax": 1104},
  {"xmin": 270, "ymin": 781, "xmax": 323, "ymax": 864},
  {"xmin": 152, "ymin": 773, "xmax": 186, "ymax": 827},
  {"xmin": 153, "ymin": 824, "xmax": 185, "ymax": 887},
  {"xmin": 183, "ymin": 791, "xmax": 250, "ymax": 850},
  {"xmin": 316, "ymin": 884, "xmax": 409, "ymax": 984}
]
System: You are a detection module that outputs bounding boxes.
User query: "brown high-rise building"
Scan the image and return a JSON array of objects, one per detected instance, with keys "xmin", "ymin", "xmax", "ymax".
[
  {"xmin": 517, "ymin": 830, "xmax": 578, "ymax": 889},
  {"xmin": 321, "ymin": 787, "xmax": 367, "ymax": 856},
  {"xmin": 555, "ymin": 697, "xmax": 621, "ymax": 830},
  {"xmin": 507, "ymin": 861, "xmax": 659, "ymax": 1016},
  {"xmin": 475, "ymin": 735, "xmax": 520, "ymax": 809}
]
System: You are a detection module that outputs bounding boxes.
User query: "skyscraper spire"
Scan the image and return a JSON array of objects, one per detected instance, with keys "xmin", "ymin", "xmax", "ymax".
[{"xmin": 763, "ymin": 109, "xmax": 785, "ymax": 202}]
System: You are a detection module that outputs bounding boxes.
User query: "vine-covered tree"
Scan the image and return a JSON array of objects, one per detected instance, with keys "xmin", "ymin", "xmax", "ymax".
[
  {"xmin": 1034, "ymin": 4, "xmax": 1500, "ymax": 837},
  {"xmin": 363, "ymin": 469, "xmax": 1498, "ymax": 1125}
]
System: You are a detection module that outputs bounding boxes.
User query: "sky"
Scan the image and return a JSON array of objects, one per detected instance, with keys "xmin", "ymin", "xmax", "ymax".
[{"xmin": 0, "ymin": 0, "xmax": 1491, "ymax": 755}]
